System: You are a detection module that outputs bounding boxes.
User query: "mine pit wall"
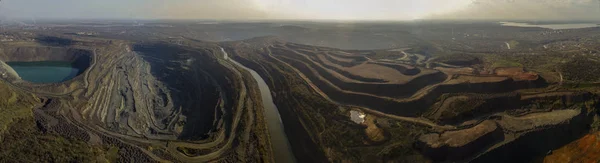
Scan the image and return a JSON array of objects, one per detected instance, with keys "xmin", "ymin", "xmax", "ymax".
[
  {"xmin": 275, "ymin": 47, "xmax": 445, "ymax": 97},
  {"xmin": 372, "ymin": 62, "xmax": 421, "ymax": 76},
  {"xmin": 328, "ymin": 52, "xmax": 368, "ymax": 62},
  {"xmin": 271, "ymin": 48, "xmax": 448, "ymax": 98},
  {"xmin": 0, "ymin": 46, "xmax": 92, "ymax": 71},
  {"xmin": 133, "ymin": 44, "xmax": 233, "ymax": 141},
  {"xmin": 184, "ymin": 51, "xmax": 239, "ymax": 140},
  {"xmin": 0, "ymin": 60, "xmax": 20, "ymax": 80},
  {"xmin": 436, "ymin": 93, "xmax": 523, "ymax": 125},
  {"xmin": 472, "ymin": 109, "xmax": 593, "ymax": 162},
  {"xmin": 0, "ymin": 46, "xmax": 92, "ymax": 94},
  {"xmin": 429, "ymin": 62, "xmax": 462, "ymax": 69},
  {"xmin": 409, "ymin": 77, "xmax": 547, "ymax": 114},
  {"xmin": 520, "ymin": 92, "xmax": 593, "ymax": 109},
  {"xmin": 321, "ymin": 53, "xmax": 364, "ymax": 67},
  {"xmin": 225, "ymin": 48, "xmax": 328, "ymax": 162},
  {"xmin": 416, "ymin": 123, "xmax": 505, "ymax": 161},
  {"xmin": 0, "ymin": 46, "xmax": 92, "ymax": 86},
  {"xmin": 272, "ymin": 50, "xmax": 548, "ymax": 117},
  {"xmin": 316, "ymin": 56, "xmax": 387, "ymax": 83},
  {"xmin": 276, "ymin": 47, "xmax": 387, "ymax": 83}
]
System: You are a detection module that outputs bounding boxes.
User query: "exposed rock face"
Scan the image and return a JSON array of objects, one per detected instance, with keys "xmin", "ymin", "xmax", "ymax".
[
  {"xmin": 496, "ymin": 109, "xmax": 583, "ymax": 133},
  {"xmin": 83, "ymin": 50, "xmax": 181, "ymax": 139},
  {"xmin": 0, "ymin": 46, "xmax": 91, "ymax": 68},
  {"xmin": 78, "ymin": 43, "xmax": 227, "ymax": 141},
  {"xmin": 429, "ymin": 92, "xmax": 522, "ymax": 125},
  {"xmin": 0, "ymin": 60, "xmax": 20, "ymax": 81},
  {"xmin": 417, "ymin": 120, "xmax": 503, "ymax": 161},
  {"xmin": 224, "ymin": 39, "xmax": 569, "ymax": 162},
  {"xmin": 0, "ymin": 34, "xmax": 275, "ymax": 161},
  {"xmin": 474, "ymin": 109, "xmax": 592, "ymax": 162},
  {"xmin": 418, "ymin": 108, "xmax": 593, "ymax": 162}
]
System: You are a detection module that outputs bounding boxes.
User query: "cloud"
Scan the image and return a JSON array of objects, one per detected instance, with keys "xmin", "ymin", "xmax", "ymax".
[
  {"xmin": 149, "ymin": 0, "xmax": 271, "ymax": 19},
  {"xmin": 0, "ymin": 0, "xmax": 475, "ymax": 20},
  {"xmin": 0, "ymin": 0, "xmax": 272, "ymax": 20},
  {"xmin": 1, "ymin": 0, "xmax": 597, "ymax": 21},
  {"xmin": 430, "ymin": 0, "xmax": 600, "ymax": 20}
]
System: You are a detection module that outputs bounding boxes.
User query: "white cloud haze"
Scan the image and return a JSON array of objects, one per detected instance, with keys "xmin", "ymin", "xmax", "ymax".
[{"xmin": 0, "ymin": 0, "xmax": 598, "ymax": 20}]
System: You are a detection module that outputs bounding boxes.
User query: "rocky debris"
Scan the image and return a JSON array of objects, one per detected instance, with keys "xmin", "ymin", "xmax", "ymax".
[
  {"xmin": 0, "ymin": 60, "xmax": 20, "ymax": 81},
  {"xmin": 496, "ymin": 109, "xmax": 581, "ymax": 133},
  {"xmin": 418, "ymin": 108, "xmax": 591, "ymax": 162},
  {"xmin": 106, "ymin": 52, "xmax": 179, "ymax": 139},
  {"xmin": 473, "ymin": 108, "xmax": 592, "ymax": 162},
  {"xmin": 364, "ymin": 115, "xmax": 387, "ymax": 143},
  {"xmin": 417, "ymin": 120, "xmax": 503, "ymax": 161},
  {"xmin": 494, "ymin": 67, "xmax": 539, "ymax": 81}
]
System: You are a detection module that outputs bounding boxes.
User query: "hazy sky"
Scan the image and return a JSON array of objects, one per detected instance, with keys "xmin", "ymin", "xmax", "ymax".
[{"xmin": 0, "ymin": 0, "xmax": 599, "ymax": 20}]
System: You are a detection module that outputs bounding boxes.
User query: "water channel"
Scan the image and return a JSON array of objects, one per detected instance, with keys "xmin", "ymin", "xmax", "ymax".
[{"xmin": 220, "ymin": 48, "xmax": 296, "ymax": 163}]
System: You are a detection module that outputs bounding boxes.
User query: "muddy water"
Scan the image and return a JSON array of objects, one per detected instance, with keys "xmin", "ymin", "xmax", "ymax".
[{"xmin": 220, "ymin": 48, "xmax": 296, "ymax": 163}]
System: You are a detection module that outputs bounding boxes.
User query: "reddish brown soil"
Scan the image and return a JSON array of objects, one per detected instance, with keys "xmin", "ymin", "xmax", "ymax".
[
  {"xmin": 364, "ymin": 115, "xmax": 386, "ymax": 143},
  {"xmin": 435, "ymin": 67, "xmax": 475, "ymax": 75},
  {"xmin": 544, "ymin": 132, "xmax": 600, "ymax": 163},
  {"xmin": 495, "ymin": 67, "xmax": 539, "ymax": 81},
  {"xmin": 429, "ymin": 120, "xmax": 498, "ymax": 148}
]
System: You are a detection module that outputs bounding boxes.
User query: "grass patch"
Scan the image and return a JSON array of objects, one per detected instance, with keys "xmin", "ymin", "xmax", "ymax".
[
  {"xmin": 366, "ymin": 50, "xmax": 403, "ymax": 60},
  {"xmin": 491, "ymin": 59, "xmax": 523, "ymax": 69},
  {"xmin": 0, "ymin": 118, "xmax": 107, "ymax": 162},
  {"xmin": 439, "ymin": 98, "xmax": 486, "ymax": 122},
  {"xmin": 106, "ymin": 146, "xmax": 120, "ymax": 162},
  {"xmin": 560, "ymin": 58, "xmax": 600, "ymax": 82},
  {"xmin": 0, "ymin": 82, "xmax": 110, "ymax": 162},
  {"xmin": 0, "ymin": 82, "xmax": 38, "ymax": 137}
]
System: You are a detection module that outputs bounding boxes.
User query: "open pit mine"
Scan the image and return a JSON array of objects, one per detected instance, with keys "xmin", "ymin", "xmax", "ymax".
[
  {"xmin": 1, "ymin": 23, "xmax": 600, "ymax": 162},
  {"xmin": 0, "ymin": 36, "xmax": 273, "ymax": 162}
]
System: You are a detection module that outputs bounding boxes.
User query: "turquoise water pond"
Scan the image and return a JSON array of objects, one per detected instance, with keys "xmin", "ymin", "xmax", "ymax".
[{"xmin": 7, "ymin": 61, "xmax": 81, "ymax": 83}]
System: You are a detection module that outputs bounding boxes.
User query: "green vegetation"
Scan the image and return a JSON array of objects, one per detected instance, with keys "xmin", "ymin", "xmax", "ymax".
[
  {"xmin": 252, "ymin": 54, "xmax": 431, "ymax": 162},
  {"xmin": 477, "ymin": 53, "xmax": 562, "ymax": 73},
  {"xmin": 432, "ymin": 53, "xmax": 481, "ymax": 66},
  {"xmin": 490, "ymin": 59, "xmax": 523, "ymax": 69},
  {"xmin": 560, "ymin": 58, "xmax": 600, "ymax": 82},
  {"xmin": 0, "ymin": 82, "xmax": 109, "ymax": 162},
  {"xmin": 376, "ymin": 122, "xmax": 428, "ymax": 161},
  {"xmin": 439, "ymin": 97, "xmax": 486, "ymax": 122},
  {"xmin": 507, "ymin": 40, "xmax": 519, "ymax": 49},
  {"xmin": 405, "ymin": 44, "xmax": 442, "ymax": 56},
  {"xmin": 366, "ymin": 50, "xmax": 403, "ymax": 60},
  {"xmin": 0, "ymin": 82, "xmax": 37, "ymax": 138},
  {"xmin": 106, "ymin": 146, "xmax": 120, "ymax": 162},
  {"xmin": 563, "ymin": 83, "xmax": 600, "ymax": 89},
  {"xmin": 0, "ymin": 118, "xmax": 108, "ymax": 162}
]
